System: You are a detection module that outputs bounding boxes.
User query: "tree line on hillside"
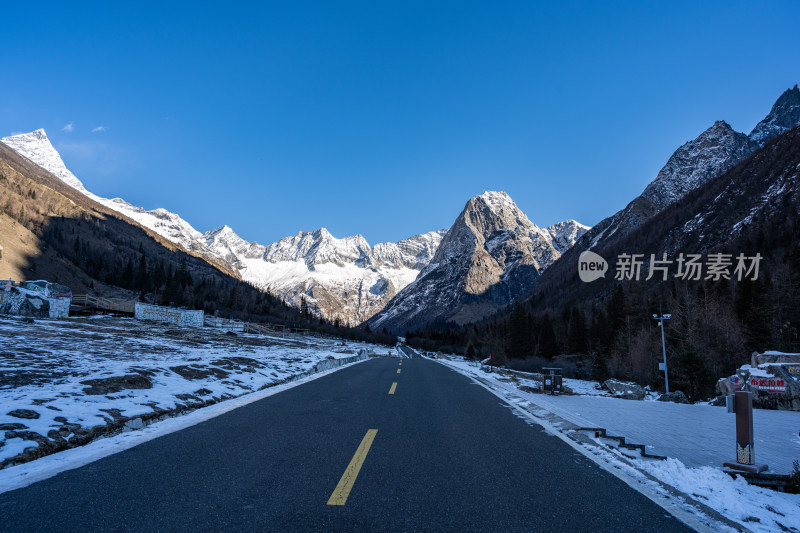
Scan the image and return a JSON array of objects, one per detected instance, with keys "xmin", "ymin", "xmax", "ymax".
[
  {"xmin": 405, "ymin": 206, "xmax": 800, "ymax": 402},
  {"xmin": 0, "ymin": 159, "xmax": 395, "ymax": 346},
  {"xmin": 40, "ymin": 216, "xmax": 397, "ymax": 344}
]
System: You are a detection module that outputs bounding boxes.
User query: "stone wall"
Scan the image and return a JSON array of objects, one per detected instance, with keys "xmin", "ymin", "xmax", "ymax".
[
  {"xmin": 0, "ymin": 290, "xmax": 70, "ymax": 319},
  {"xmin": 134, "ymin": 303, "xmax": 204, "ymax": 327},
  {"xmin": 311, "ymin": 349, "xmax": 369, "ymax": 373}
]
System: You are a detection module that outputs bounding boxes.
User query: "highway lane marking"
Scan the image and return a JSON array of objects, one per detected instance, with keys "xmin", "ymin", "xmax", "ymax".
[
  {"xmin": 389, "ymin": 382, "xmax": 397, "ymax": 394},
  {"xmin": 327, "ymin": 429, "xmax": 379, "ymax": 506},
  {"xmin": 397, "ymin": 368, "xmax": 401, "ymax": 374}
]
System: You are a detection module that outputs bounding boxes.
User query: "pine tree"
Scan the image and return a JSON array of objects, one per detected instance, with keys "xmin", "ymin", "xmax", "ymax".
[
  {"xmin": 567, "ymin": 307, "xmax": 587, "ymax": 354},
  {"xmin": 505, "ymin": 303, "xmax": 532, "ymax": 359},
  {"xmin": 300, "ymin": 296, "xmax": 309, "ymax": 318},
  {"xmin": 537, "ymin": 313, "xmax": 559, "ymax": 359},
  {"xmin": 135, "ymin": 255, "xmax": 148, "ymax": 292},
  {"xmin": 465, "ymin": 343, "xmax": 477, "ymax": 360},
  {"xmin": 120, "ymin": 258, "xmax": 134, "ymax": 288}
]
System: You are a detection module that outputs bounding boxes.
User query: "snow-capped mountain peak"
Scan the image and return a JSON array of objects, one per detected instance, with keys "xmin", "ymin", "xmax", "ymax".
[
  {"xmin": 640, "ymin": 120, "xmax": 759, "ymax": 210},
  {"xmin": 478, "ymin": 190, "xmax": 515, "ymax": 211},
  {"xmin": 1, "ymin": 129, "xmax": 87, "ymax": 192},
  {"xmin": 1, "ymin": 129, "xmax": 210, "ymax": 257},
  {"xmin": 546, "ymin": 220, "xmax": 591, "ymax": 253},
  {"xmin": 750, "ymin": 84, "xmax": 800, "ymax": 145},
  {"xmin": 202, "ymin": 224, "xmax": 448, "ymax": 325},
  {"xmin": 368, "ymin": 191, "xmax": 589, "ymax": 333}
]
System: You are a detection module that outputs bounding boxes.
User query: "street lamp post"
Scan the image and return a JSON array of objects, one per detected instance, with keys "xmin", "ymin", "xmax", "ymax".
[{"xmin": 653, "ymin": 312, "xmax": 671, "ymax": 393}]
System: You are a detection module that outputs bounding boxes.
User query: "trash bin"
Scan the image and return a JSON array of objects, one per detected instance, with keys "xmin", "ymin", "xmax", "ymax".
[
  {"xmin": 542, "ymin": 367, "xmax": 563, "ymax": 395},
  {"xmin": 552, "ymin": 374, "xmax": 563, "ymax": 394}
]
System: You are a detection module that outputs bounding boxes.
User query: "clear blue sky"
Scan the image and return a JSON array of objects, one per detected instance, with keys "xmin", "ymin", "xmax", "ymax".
[{"xmin": 2, "ymin": 1, "xmax": 798, "ymax": 245}]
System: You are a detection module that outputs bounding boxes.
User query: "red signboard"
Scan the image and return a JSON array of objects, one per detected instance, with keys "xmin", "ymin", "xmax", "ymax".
[{"xmin": 749, "ymin": 377, "xmax": 786, "ymax": 393}]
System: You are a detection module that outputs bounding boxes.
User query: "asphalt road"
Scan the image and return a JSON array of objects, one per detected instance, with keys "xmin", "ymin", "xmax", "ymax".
[{"xmin": 0, "ymin": 358, "xmax": 693, "ymax": 532}]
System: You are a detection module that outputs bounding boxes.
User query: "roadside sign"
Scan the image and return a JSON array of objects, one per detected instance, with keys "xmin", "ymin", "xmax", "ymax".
[{"xmin": 748, "ymin": 377, "xmax": 786, "ymax": 393}]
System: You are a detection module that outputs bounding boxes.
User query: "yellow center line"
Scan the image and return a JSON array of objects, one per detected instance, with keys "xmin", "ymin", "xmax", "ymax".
[
  {"xmin": 327, "ymin": 429, "xmax": 379, "ymax": 506},
  {"xmin": 397, "ymin": 368, "xmax": 401, "ymax": 374},
  {"xmin": 389, "ymin": 382, "xmax": 397, "ymax": 394}
]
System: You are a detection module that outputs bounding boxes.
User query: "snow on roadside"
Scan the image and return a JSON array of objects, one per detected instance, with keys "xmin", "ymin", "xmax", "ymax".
[
  {"xmin": 436, "ymin": 355, "xmax": 800, "ymax": 533},
  {"xmin": 641, "ymin": 459, "xmax": 799, "ymax": 533},
  {"xmin": 0, "ymin": 358, "xmax": 368, "ymax": 494},
  {"xmin": 0, "ymin": 315, "xmax": 382, "ymax": 469}
]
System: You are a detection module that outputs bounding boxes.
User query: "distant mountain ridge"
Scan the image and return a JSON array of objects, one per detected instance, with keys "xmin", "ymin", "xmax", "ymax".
[
  {"xmin": 0, "ymin": 130, "xmax": 447, "ymax": 325},
  {"xmin": 368, "ymin": 191, "xmax": 588, "ymax": 333},
  {"xmin": 203, "ymin": 225, "xmax": 447, "ymax": 325},
  {"xmin": 580, "ymin": 85, "xmax": 800, "ymax": 251}
]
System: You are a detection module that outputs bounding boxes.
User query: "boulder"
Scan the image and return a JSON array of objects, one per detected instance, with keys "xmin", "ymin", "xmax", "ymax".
[
  {"xmin": 657, "ymin": 391, "xmax": 690, "ymax": 404},
  {"xmin": 0, "ymin": 290, "xmax": 50, "ymax": 318},
  {"xmin": 0, "ymin": 422, "xmax": 29, "ymax": 430},
  {"xmin": 716, "ymin": 352, "xmax": 800, "ymax": 411},
  {"xmin": 80, "ymin": 374, "xmax": 153, "ymax": 395},
  {"xmin": 7, "ymin": 409, "xmax": 40, "ymax": 419},
  {"xmin": 123, "ymin": 418, "xmax": 144, "ymax": 431},
  {"xmin": 602, "ymin": 379, "xmax": 645, "ymax": 400},
  {"xmin": 746, "ymin": 364, "xmax": 800, "ymax": 411}
]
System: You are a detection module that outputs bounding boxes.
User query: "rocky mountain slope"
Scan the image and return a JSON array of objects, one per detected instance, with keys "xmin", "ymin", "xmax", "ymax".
[
  {"xmin": 367, "ymin": 191, "xmax": 588, "ymax": 334},
  {"xmin": 1, "ymin": 130, "xmax": 447, "ymax": 325},
  {"xmin": 1, "ymin": 130, "xmax": 221, "ymax": 264},
  {"xmin": 530, "ymin": 124, "xmax": 800, "ymax": 309},
  {"xmin": 749, "ymin": 84, "xmax": 800, "ymax": 145},
  {"xmin": 579, "ymin": 85, "xmax": 800, "ymax": 252}
]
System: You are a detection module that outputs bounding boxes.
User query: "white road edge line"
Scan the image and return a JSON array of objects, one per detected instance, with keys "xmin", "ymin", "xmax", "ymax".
[
  {"xmin": 0, "ymin": 357, "xmax": 372, "ymax": 495},
  {"xmin": 437, "ymin": 360, "xmax": 743, "ymax": 533}
]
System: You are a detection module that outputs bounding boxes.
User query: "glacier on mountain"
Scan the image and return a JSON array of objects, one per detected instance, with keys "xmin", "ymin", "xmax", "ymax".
[{"xmin": 203, "ymin": 225, "xmax": 447, "ymax": 325}]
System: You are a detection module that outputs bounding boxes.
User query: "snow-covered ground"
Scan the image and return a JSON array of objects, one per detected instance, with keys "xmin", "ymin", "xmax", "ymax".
[
  {"xmin": 439, "ymin": 356, "xmax": 800, "ymax": 533},
  {"xmin": 0, "ymin": 315, "xmax": 385, "ymax": 469}
]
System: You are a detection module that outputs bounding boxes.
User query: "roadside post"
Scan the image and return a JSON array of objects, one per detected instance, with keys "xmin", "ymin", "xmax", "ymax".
[
  {"xmin": 723, "ymin": 391, "xmax": 768, "ymax": 473},
  {"xmin": 653, "ymin": 312, "xmax": 671, "ymax": 393}
]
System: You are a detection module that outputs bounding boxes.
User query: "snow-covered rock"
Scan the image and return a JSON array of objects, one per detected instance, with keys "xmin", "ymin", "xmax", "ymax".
[
  {"xmin": 368, "ymin": 191, "xmax": 588, "ymax": 333},
  {"xmin": 602, "ymin": 379, "xmax": 646, "ymax": 401}
]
